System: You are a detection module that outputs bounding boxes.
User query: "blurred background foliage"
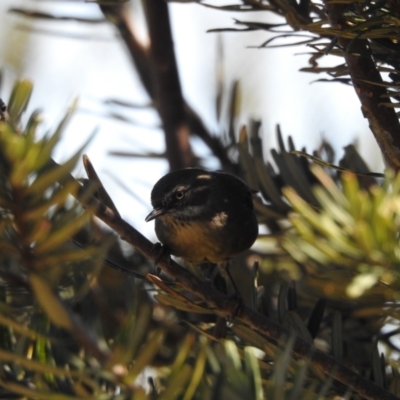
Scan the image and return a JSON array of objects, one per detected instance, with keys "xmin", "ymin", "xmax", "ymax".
[{"xmin": 1, "ymin": 0, "xmax": 400, "ymax": 399}]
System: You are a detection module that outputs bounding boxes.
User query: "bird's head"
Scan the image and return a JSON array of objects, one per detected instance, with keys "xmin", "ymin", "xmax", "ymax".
[{"xmin": 145, "ymin": 168, "xmax": 215, "ymax": 223}]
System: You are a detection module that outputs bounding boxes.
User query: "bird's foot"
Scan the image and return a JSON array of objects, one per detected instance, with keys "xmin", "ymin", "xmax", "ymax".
[
  {"xmin": 225, "ymin": 292, "xmax": 243, "ymax": 323},
  {"xmin": 151, "ymin": 242, "xmax": 171, "ymax": 274}
]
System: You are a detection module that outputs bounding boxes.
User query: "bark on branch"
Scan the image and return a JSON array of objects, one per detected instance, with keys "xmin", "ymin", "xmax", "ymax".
[
  {"xmin": 325, "ymin": 2, "xmax": 400, "ymax": 170},
  {"xmin": 99, "ymin": 2, "xmax": 234, "ymax": 171}
]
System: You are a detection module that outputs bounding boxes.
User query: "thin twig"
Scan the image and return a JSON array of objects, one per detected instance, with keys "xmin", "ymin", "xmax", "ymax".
[
  {"xmin": 142, "ymin": 0, "xmax": 194, "ymax": 170},
  {"xmin": 98, "ymin": 2, "xmax": 235, "ymax": 171}
]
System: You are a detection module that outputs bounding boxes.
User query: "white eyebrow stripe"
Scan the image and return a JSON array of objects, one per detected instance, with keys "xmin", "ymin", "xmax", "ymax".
[{"xmin": 197, "ymin": 174, "xmax": 212, "ymax": 180}]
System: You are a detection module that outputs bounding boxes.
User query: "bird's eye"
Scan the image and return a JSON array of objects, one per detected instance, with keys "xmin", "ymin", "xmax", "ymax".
[{"xmin": 175, "ymin": 191, "xmax": 184, "ymax": 200}]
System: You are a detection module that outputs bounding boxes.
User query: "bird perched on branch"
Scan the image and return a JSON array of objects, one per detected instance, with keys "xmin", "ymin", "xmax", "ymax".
[{"xmin": 145, "ymin": 168, "xmax": 258, "ymax": 266}]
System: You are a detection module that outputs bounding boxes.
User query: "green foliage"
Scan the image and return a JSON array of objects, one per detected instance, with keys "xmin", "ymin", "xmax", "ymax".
[
  {"xmin": 4, "ymin": 0, "xmax": 400, "ymax": 397},
  {"xmin": 284, "ymin": 167, "xmax": 400, "ymax": 300},
  {"xmin": 230, "ymin": 123, "xmax": 400, "ymax": 397},
  {"xmin": 2, "ymin": 80, "xmax": 400, "ymax": 400},
  {"xmin": 0, "ymin": 81, "xmax": 333, "ymax": 400}
]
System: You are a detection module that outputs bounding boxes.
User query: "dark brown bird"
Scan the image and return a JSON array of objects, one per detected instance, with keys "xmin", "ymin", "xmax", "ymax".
[{"xmin": 145, "ymin": 168, "xmax": 258, "ymax": 264}]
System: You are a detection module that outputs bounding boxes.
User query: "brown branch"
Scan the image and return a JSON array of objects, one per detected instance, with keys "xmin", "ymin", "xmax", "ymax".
[
  {"xmin": 100, "ymin": 1, "xmax": 193, "ymax": 170},
  {"xmin": 325, "ymin": 2, "xmax": 400, "ymax": 171},
  {"xmin": 98, "ymin": 2, "xmax": 235, "ymax": 171},
  {"xmin": 82, "ymin": 154, "xmax": 121, "ymax": 217},
  {"xmin": 142, "ymin": 0, "xmax": 194, "ymax": 170},
  {"xmin": 70, "ymin": 159, "xmax": 398, "ymax": 400},
  {"xmin": 9, "ymin": 8, "xmax": 105, "ymax": 24}
]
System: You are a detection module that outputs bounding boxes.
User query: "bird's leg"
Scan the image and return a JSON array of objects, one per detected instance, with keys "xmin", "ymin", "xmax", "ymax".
[
  {"xmin": 219, "ymin": 261, "xmax": 239, "ymax": 296},
  {"xmin": 218, "ymin": 261, "xmax": 243, "ymax": 320},
  {"xmin": 151, "ymin": 242, "xmax": 171, "ymax": 274},
  {"xmin": 200, "ymin": 261, "xmax": 217, "ymax": 283}
]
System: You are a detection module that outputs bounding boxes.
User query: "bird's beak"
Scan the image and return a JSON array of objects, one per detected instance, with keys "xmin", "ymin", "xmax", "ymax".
[{"xmin": 145, "ymin": 208, "xmax": 165, "ymax": 222}]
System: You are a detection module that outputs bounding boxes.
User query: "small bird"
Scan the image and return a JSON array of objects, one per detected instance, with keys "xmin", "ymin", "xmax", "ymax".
[{"xmin": 145, "ymin": 168, "xmax": 258, "ymax": 265}]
